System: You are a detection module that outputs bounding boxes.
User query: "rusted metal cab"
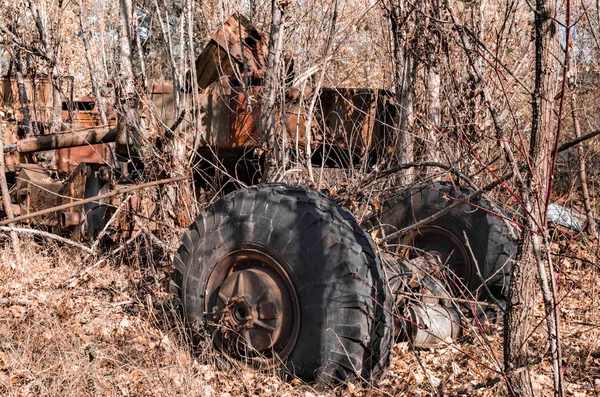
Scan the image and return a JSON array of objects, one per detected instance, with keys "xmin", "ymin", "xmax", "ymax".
[
  {"xmin": 188, "ymin": 13, "xmax": 397, "ymax": 165},
  {"xmin": 1, "ymin": 12, "xmax": 398, "ymax": 239}
]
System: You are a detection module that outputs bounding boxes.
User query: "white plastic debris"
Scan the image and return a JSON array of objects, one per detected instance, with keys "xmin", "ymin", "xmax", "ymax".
[{"xmin": 547, "ymin": 203, "xmax": 585, "ymax": 231}]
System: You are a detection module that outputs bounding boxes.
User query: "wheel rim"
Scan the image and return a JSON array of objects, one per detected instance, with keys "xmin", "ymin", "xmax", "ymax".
[
  {"xmin": 400, "ymin": 225, "xmax": 473, "ymax": 292},
  {"xmin": 205, "ymin": 249, "xmax": 300, "ymax": 365}
]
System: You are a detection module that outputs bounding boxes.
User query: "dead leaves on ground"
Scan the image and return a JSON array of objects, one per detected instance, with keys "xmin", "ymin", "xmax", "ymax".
[{"xmin": 1, "ymin": 241, "xmax": 600, "ymax": 396}]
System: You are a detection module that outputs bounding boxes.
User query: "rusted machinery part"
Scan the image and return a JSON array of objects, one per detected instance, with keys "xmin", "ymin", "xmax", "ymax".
[
  {"xmin": 206, "ymin": 249, "xmax": 300, "ymax": 364},
  {"xmin": 11, "ymin": 127, "xmax": 119, "ymax": 154},
  {"xmin": 59, "ymin": 211, "xmax": 82, "ymax": 229},
  {"xmin": 383, "ymin": 253, "xmax": 462, "ymax": 348},
  {"xmin": 405, "ymin": 304, "xmax": 462, "ymax": 347},
  {"xmin": 172, "ymin": 184, "xmax": 394, "ymax": 383},
  {"xmin": 0, "ymin": 175, "xmax": 187, "ymax": 226}
]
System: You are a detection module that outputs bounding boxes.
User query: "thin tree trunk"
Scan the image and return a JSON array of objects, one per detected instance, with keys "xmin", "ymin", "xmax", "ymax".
[
  {"xmin": 260, "ymin": 0, "xmax": 288, "ymax": 181},
  {"xmin": 0, "ymin": 127, "xmax": 21, "ymax": 260},
  {"xmin": 28, "ymin": 0, "xmax": 62, "ymax": 134},
  {"xmin": 100, "ymin": 24, "xmax": 111, "ymax": 84},
  {"xmin": 13, "ymin": 49, "xmax": 34, "ymax": 136},
  {"xmin": 133, "ymin": 7, "xmax": 148, "ymax": 94},
  {"xmin": 118, "ymin": 0, "xmax": 142, "ymax": 152},
  {"xmin": 570, "ymin": 92, "xmax": 596, "ymax": 236},
  {"xmin": 470, "ymin": 0, "xmax": 484, "ymax": 142},
  {"xmin": 423, "ymin": 0, "xmax": 441, "ymax": 172},
  {"xmin": 397, "ymin": 55, "xmax": 416, "ymax": 179},
  {"xmin": 504, "ymin": 218, "xmax": 536, "ymax": 397},
  {"xmin": 390, "ymin": 0, "xmax": 416, "ymax": 182},
  {"xmin": 77, "ymin": 0, "xmax": 108, "ymax": 126},
  {"xmin": 304, "ymin": 0, "xmax": 337, "ymax": 183},
  {"xmin": 505, "ymin": 0, "xmax": 559, "ymax": 395},
  {"xmin": 186, "ymin": 0, "xmax": 201, "ymax": 169},
  {"xmin": 154, "ymin": 0, "xmax": 180, "ymax": 115},
  {"xmin": 425, "ymin": 60, "xmax": 440, "ymax": 165},
  {"xmin": 178, "ymin": 12, "xmax": 185, "ymax": 98}
]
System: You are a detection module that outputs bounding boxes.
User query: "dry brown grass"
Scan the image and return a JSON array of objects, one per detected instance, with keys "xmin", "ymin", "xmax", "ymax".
[
  {"xmin": 0, "ymin": 232, "xmax": 599, "ymax": 396},
  {"xmin": 0, "ymin": 241, "xmax": 318, "ymax": 396}
]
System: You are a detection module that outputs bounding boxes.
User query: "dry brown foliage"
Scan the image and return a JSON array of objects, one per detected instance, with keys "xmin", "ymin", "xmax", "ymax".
[{"xmin": 0, "ymin": 228, "xmax": 599, "ymax": 396}]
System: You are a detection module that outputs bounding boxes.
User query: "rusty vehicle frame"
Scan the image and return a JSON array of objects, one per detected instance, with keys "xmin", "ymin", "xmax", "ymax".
[{"xmin": 1, "ymin": 13, "xmax": 515, "ymax": 384}]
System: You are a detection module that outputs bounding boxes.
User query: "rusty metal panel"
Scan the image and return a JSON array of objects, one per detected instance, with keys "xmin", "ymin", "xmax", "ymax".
[
  {"xmin": 283, "ymin": 102, "xmax": 311, "ymax": 144},
  {"xmin": 13, "ymin": 162, "xmax": 107, "ymax": 239},
  {"xmin": 59, "ymin": 162, "xmax": 104, "ymax": 240},
  {"xmin": 226, "ymin": 87, "xmax": 312, "ymax": 150},
  {"xmin": 0, "ymin": 77, "xmax": 52, "ymax": 123},
  {"xmin": 0, "ymin": 76, "xmax": 74, "ymax": 125},
  {"xmin": 15, "ymin": 164, "xmax": 63, "ymax": 227},
  {"xmin": 56, "ymin": 97, "xmax": 112, "ymax": 173},
  {"xmin": 149, "ymin": 83, "xmax": 176, "ymax": 127},
  {"xmin": 198, "ymin": 82, "xmax": 233, "ymax": 147},
  {"xmin": 62, "ymin": 96, "xmax": 102, "ymax": 126},
  {"xmin": 229, "ymin": 87, "xmax": 261, "ymax": 147},
  {"xmin": 148, "ymin": 83, "xmax": 197, "ymax": 140},
  {"xmin": 55, "ymin": 145, "xmax": 111, "ymax": 174},
  {"xmin": 315, "ymin": 88, "xmax": 379, "ymax": 155},
  {"xmin": 196, "ymin": 13, "xmax": 268, "ymax": 90},
  {"xmin": 373, "ymin": 91, "xmax": 397, "ymax": 157},
  {"xmin": 200, "ymin": 86, "xmax": 394, "ymax": 157}
]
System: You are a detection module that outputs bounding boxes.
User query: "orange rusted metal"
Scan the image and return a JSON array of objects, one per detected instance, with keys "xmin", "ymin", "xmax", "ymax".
[
  {"xmin": 1, "ymin": 75, "xmax": 112, "ymax": 173},
  {"xmin": 0, "ymin": 76, "xmax": 77, "ymax": 125},
  {"xmin": 315, "ymin": 88, "xmax": 394, "ymax": 156},
  {"xmin": 203, "ymin": 84, "xmax": 395, "ymax": 157},
  {"xmin": 189, "ymin": 13, "xmax": 397, "ymax": 159},
  {"xmin": 196, "ymin": 13, "xmax": 268, "ymax": 90},
  {"xmin": 1, "ymin": 13, "xmax": 399, "ymax": 243},
  {"xmin": 56, "ymin": 97, "xmax": 113, "ymax": 173},
  {"xmin": 1, "ymin": 76, "xmax": 54, "ymax": 124},
  {"xmin": 229, "ymin": 87, "xmax": 261, "ymax": 147}
]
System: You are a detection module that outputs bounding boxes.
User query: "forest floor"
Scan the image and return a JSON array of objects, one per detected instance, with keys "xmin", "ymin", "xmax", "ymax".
[{"xmin": 0, "ymin": 231, "xmax": 599, "ymax": 396}]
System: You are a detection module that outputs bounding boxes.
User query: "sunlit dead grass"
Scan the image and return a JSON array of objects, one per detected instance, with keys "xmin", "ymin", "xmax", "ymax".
[{"xmin": 0, "ymin": 234, "xmax": 598, "ymax": 396}]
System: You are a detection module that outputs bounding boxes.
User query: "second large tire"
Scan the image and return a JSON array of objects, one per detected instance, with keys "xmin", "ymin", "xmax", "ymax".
[
  {"xmin": 172, "ymin": 184, "xmax": 393, "ymax": 383},
  {"xmin": 371, "ymin": 182, "xmax": 516, "ymax": 301}
]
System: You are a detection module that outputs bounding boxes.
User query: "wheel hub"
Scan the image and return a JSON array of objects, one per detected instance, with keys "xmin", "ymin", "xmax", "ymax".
[
  {"xmin": 206, "ymin": 250, "xmax": 299, "ymax": 361},
  {"xmin": 230, "ymin": 299, "xmax": 252, "ymax": 326},
  {"xmin": 401, "ymin": 225, "xmax": 472, "ymax": 291}
]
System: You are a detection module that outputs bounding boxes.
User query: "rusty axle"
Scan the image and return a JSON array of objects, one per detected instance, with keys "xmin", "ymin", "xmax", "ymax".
[{"xmin": 3, "ymin": 127, "xmax": 120, "ymax": 154}]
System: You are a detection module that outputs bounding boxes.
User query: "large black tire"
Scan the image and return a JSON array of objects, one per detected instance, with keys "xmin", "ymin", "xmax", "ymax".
[
  {"xmin": 372, "ymin": 182, "xmax": 516, "ymax": 301},
  {"xmin": 172, "ymin": 184, "xmax": 393, "ymax": 383}
]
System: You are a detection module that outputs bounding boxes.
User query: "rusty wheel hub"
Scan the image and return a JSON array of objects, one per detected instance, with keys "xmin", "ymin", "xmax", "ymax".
[
  {"xmin": 401, "ymin": 225, "xmax": 472, "ymax": 291},
  {"xmin": 206, "ymin": 250, "xmax": 299, "ymax": 362}
]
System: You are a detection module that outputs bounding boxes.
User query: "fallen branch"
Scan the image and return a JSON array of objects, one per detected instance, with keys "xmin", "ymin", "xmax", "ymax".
[
  {"xmin": 444, "ymin": 376, "xmax": 502, "ymax": 396},
  {"xmin": 557, "ymin": 129, "xmax": 600, "ymax": 153},
  {"xmin": 0, "ymin": 226, "xmax": 94, "ymax": 254}
]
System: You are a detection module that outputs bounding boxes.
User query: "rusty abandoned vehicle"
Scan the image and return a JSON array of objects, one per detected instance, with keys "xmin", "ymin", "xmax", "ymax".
[{"xmin": 1, "ymin": 14, "xmax": 516, "ymax": 384}]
